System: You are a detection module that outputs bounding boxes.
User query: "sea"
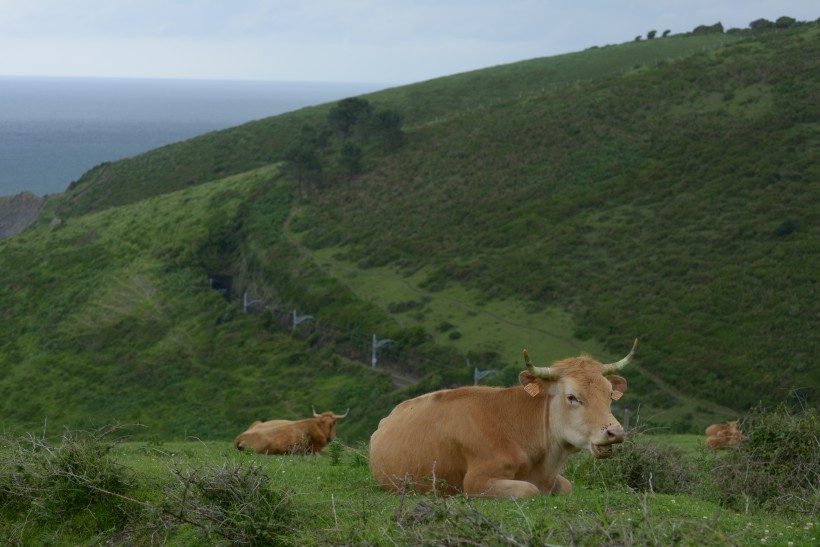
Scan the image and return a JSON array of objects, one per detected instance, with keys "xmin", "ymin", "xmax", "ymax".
[{"xmin": 0, "ymin": 76, "xmax": 383, "ymax": 197}]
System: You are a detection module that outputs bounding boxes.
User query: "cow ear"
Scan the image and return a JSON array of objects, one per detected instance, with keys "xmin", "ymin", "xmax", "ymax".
[
  {"xmin": 608, "ymin": 375, "xmax": 627, "ymax": 400},
  {"xmin": 519, "ymin": 371, "xmax": 538, "ymax": 387},
  {"xmin": 518, "ymin": 372, "xmax": 546, "ymax": 397}
]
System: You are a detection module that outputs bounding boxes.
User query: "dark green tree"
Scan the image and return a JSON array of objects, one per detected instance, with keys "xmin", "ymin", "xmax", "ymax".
[
  {"xmin": 692, "ymin": 22, "xmax": 724, "ymax": 34},
  {"xmin": 775, "ymin": 16, "xmax": 797, "ymax": 29},
  {"xmin": 662, "ymin": 29, "xmax": 671, "ymax": 37},
  {"xmin": 749, "ymin": 18, "xmax": 773, "ymax": 31},
  {"xmin": 327, "ymin": 97, "xmax": 373, "ymax": 146},
  {"xmin": 647, "ymin": 30, "xmax": 657, "ymax": 40},
  {"xmin": 370, "ymin": 109, "xmax": 405, "ymax": 154},
  {"xmin": 339, "ymin": 142, "xmax": 364, "ymax": 176},
  {"xmin": 286, "ymin": 125, "xmax": 327, "ymax": 197}
]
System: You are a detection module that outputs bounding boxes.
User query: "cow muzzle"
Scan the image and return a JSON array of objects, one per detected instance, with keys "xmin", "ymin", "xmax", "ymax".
[{"xmin": 590, "ymin": 424, "xmax": 625, "ymax": 459}]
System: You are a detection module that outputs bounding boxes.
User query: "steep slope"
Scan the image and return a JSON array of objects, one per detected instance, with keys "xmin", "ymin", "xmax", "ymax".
[{"xmin": 0, "ymin": 168, "xmax": 406, "ymax": 440}]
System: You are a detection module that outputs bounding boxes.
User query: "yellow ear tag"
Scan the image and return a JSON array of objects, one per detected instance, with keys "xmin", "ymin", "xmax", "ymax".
[
  {"xmin": 524, "ymin": 383, "xmax": 541, "ymax": 397},
  {"xmin": 611, "ymin": 391, "xmax": 623, "ymax": 401}
]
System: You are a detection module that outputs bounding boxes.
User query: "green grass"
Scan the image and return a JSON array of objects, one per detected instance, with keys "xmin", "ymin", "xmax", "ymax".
[{"xmin": 2, "ymin": 429, "xmax": 816, "ymax": 545}]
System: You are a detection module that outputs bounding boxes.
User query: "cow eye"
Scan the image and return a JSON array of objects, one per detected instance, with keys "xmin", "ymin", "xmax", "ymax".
[{"xmin": 567, "ymin": 394, "xmax": 582, "ymax": 405}]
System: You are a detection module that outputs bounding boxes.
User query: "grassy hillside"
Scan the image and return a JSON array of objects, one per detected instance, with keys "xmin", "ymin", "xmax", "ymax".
[
  {"xmin": 0, "ymin": 168, "xmax": 414, "ymax": 440},
  {"xmin": 2, "ymin": 25, "xmax": 818, "ymax": 441},
  {"xmin": 300, "ymin": 25, "xmax": 820, "ymax": 412}
]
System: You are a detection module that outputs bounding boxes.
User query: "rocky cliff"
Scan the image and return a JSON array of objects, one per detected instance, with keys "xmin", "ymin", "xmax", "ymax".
[{"xmin": 0, "ymin": 192, "xmax": 46, "ymax": 238}]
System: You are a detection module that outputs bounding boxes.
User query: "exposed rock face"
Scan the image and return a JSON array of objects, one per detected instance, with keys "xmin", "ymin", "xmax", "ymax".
[{"xmin": 0, "ymin": 192, "xmax": 46, "ymax": 239}]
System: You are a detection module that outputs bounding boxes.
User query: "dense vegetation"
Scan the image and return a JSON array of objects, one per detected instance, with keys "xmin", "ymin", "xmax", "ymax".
[{"xmin": 1, "ymin": 22, "xmax": 818, "ymax": 442}]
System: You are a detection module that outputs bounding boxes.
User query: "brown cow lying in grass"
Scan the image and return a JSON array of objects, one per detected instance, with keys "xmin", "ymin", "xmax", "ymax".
[
  {"xmin": 704, "ymin": 420, "xmax": 748, "ymax": 449},
  {"xmin": 234, "ymin": 408, "xmax": 349, "ymax": 455}
]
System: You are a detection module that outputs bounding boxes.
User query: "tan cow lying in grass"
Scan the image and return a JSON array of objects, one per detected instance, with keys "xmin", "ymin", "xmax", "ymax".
[
  {"xmin": 704, "ymin": 420, "xmax": 747, "ymax": 449},
  {"xmin": 234, "ymin": 408, "xmax": 349, "ymax": 455}
]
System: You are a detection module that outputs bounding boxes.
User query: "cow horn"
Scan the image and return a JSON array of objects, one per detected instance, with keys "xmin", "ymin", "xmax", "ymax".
[
  {"xmin": 313, "ymin": 406, "xmax": 349, "ymax": 419},
  {"xmin": 601, "ymin": 339, "xmax": 638, "ymax": 376},
  {"xmin": 524, "ymin": 349, "xmax": 558, "ymax": 381}
]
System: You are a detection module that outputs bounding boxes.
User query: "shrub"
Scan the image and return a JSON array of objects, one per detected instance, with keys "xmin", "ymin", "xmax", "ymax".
[
  {"xmin": 162, "ymin": 459, "xmax": 296, "ymax": 545},
  {"xmin": 567, "ymin": 428, "xmax": 699, "ymax": 495},
  {"xmin": 705, "ymin": 404, "xmax": 819, "ymax": 514},
  {"xmin": 0, "ymin": 426, "xmax": 143, "ymax": 534}
]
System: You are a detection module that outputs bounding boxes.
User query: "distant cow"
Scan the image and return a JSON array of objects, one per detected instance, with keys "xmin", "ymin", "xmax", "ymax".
[
  {"xmin": 704, "ymin": 420, "xmax": 747, "ymax": 449},
  {"xmin": 243, "ymin": 406, "xmax": 339, "ymax": 431},
  {"xmin": 370, "ymin": 340, "xmax": 637, "ymax": 498},
  {"xmin": 234, "ymin": 408, "xmax": 349, "ymax": 455}
]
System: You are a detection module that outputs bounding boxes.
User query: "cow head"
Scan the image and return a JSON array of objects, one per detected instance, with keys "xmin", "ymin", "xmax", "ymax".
[
  {"xmin": 312, "ymin": 407, "xmax": 350, "ymax": 440},
  {"xmin": 519, "ymin": 339, "xmax": 636, "ymax": 459}
]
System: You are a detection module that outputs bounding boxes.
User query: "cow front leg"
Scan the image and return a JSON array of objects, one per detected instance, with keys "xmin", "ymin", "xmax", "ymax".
[
  {"xmin": 529, "ymin": 466, "xmax": 572, "ymax": 495},
  {"xmin": 549, "ymin": 474, "xmax": 572, "ymax": 495},
  {"xmin": 463, "ymin": 467, "xmax": 540, "ymax": 498}
]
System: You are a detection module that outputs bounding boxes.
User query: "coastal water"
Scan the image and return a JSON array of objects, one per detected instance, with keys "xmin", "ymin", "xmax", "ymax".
[{"xmin": 0, "ymin": 77, "xmax": 382, "ymax": 197}]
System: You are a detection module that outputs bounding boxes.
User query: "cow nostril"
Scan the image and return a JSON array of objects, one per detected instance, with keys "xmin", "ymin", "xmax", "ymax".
[{"xmin": 605, "ymin": 425, "xmax": 625, "ymax": 441}]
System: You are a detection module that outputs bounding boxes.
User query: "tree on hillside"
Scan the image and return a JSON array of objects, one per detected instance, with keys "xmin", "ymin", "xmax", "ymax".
[
  {"xmin": 749, "ymin": 18, "xmax": 773, "ymax": 31},
  {"xmin": 369, "ymin": 109, "xmax": 405, "ymax": 154},
  {"xmin": 339, "ymin": 142, "xmax": 364, "ymax": 177},
  {"xmin": 328, "ymin": 97, "xmax": 373, "ymax": 146},
  {"xmin": 692, "ymin": 22, "xmax": 724, "ymax": 34},
  {"xmin": 647, "ymin": 30, "xmax": 657, "ymax": 40},
  {"xmin": 662, "ymin": 29, "xmax": 671, "ymax": 37},
  {"xmin": 286, "ymin": 124, "xmax": 328, "ymax": 198},
  {"xmin": 775, "ymin": 16, "xmax": 797, "ymax": 29}
]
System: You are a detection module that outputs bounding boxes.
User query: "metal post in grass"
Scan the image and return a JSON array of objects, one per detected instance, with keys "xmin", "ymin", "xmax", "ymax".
[
  {"xmin": 474, "ymin": 367, "xmax": 496, "ymax": 385},
  {"xmin": 292, "ymin": 309, "xmax": 313, "ymax": 331},
  {"xmin": 243, "ymin": 291, "xmax": 264, "ymax": 313},
  {"xmin": 372, "ymin": 334, "xmax": 393, "ymax": 369}
]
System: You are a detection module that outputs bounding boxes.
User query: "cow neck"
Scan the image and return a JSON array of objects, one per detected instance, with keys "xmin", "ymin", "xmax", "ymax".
[{"xmin": 543, "ymin": 387, "xmax": 575, "ymax": 471}]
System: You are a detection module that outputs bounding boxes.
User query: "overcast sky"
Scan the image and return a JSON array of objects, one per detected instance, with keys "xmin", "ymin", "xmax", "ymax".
[{"xmin": 1, "ymin": 1, "xmax": 816, "ymax": 85}]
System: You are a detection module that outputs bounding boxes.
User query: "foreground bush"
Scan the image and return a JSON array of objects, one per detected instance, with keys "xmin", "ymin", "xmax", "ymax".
[
  {"xmin": 0, "ymin": 425, "xmax": 142, "ymax": 541},
  {"xmin": 160, "ymin": 458, "xmax": 297, "ymax": 545}
]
